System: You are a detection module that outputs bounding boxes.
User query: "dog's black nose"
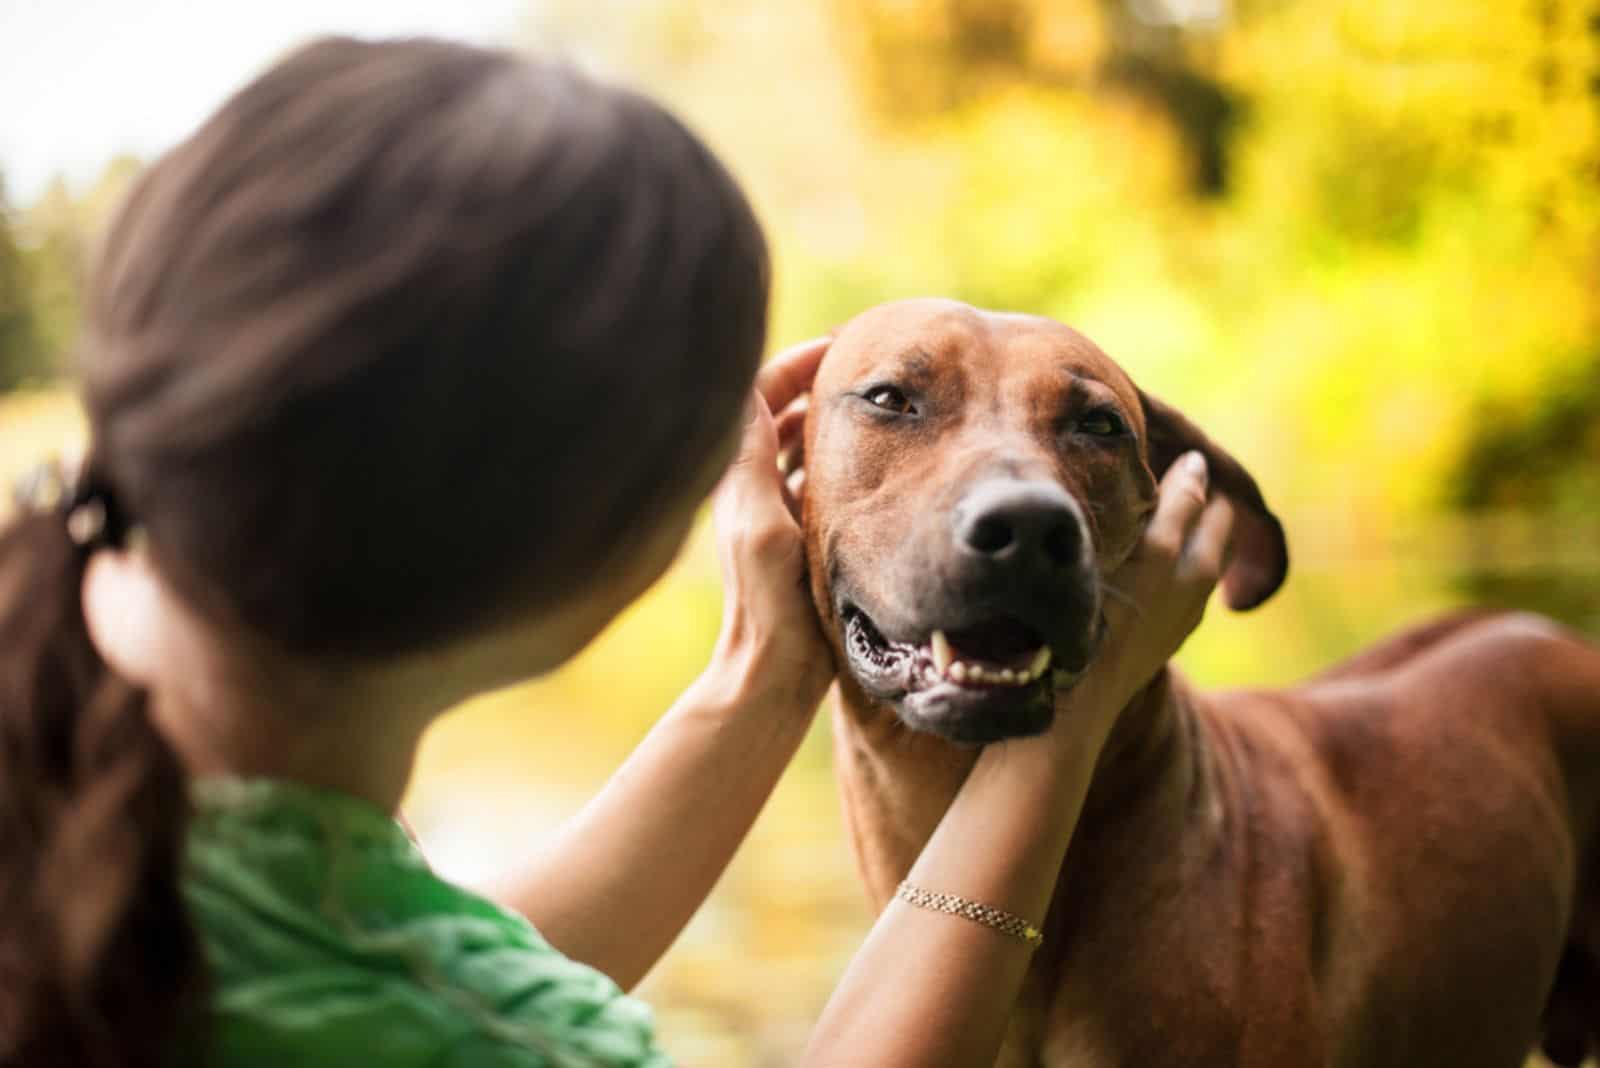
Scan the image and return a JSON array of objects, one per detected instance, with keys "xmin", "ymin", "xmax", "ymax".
[{"xmin": 954, "ymin": 480, "xmax": 1085, "ymax": 571}]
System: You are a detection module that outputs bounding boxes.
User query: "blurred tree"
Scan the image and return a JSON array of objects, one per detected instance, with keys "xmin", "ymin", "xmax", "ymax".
[
  {"xmin": 0, "ymin": 172, "xmax": 48, "ymax": 390},
  {"xmin": 1251, "ymin": 2, "xmax": 1600, "ymax": 513},
  {"xmin": 1095, "ymin": 0, "xmax": 1242, "ymax": 196},
  {"xmin": 22, "ymin": 177, "xmax": 87, "ymax": 376},
  {"xmin": 10, "ymin": 155, "xmax": 143, "ymax": 384},
  {"xmin": 831, "ymin": 0, "xmax": 1056, "ymax": 113},
  {"xmin": 834, "ymin": 0, "xmax": 1242, "ymax": 195},
  {"xmin": 1451, "ymin": 353, "xmax": 1600, "ymax": 516}
]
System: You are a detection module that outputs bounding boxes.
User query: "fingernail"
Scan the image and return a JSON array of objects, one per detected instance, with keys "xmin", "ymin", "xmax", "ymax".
[{"xmin": 1183, "ymin": 451, "xmax": 1207, "ymax": 479}]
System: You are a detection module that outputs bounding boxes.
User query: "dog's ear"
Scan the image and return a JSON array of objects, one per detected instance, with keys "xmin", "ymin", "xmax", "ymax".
[
  {"xmin": 775, "ymin": 397, "xmax": 811, "ymax": 522},
  {"xmin": 1139, "ymin": 389, "xmax": 1288, "ymax": 610}
]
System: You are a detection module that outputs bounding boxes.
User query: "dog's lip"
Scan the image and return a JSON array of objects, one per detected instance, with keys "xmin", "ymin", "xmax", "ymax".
[{"xmin": 837, "ymin": 604, "xmax": 920, "ymax": 698}]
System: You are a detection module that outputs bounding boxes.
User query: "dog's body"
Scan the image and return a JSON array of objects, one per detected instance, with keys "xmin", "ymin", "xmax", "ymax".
[{"xmin": 803, "ymin": 299, "xmax": 1600, "ymax": 1067}]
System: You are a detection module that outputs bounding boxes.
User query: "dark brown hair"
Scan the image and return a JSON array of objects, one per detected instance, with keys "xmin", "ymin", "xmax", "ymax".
[{"xmin": 0, "ymin": 36, "xmax": 768, "ymax": 1066}]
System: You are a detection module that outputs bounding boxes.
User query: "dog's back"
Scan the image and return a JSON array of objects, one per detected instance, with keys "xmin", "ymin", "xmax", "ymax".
[{"xmin": 999, "ymin": 610, "xmax": 1600, "ymax": 1068}]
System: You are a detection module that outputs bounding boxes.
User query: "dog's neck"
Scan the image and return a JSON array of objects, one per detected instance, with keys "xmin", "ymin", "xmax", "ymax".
[
  {"xmin": 1083, "ymin": 668, "xmax": 1206, "ymax": 822},
  {"xmin": 830, "ymin": 665, "xmax": 1211, "ymax": 909}
]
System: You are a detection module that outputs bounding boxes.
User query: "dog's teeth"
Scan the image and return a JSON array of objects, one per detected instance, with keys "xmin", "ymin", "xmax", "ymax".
[
  {"xmin": 937, "ymin": 652, "xmax": 1053, "ymax": 686},
  {"xmin": 1029, "ymin": 648, "xmax": 1051, "ymax": 679}
]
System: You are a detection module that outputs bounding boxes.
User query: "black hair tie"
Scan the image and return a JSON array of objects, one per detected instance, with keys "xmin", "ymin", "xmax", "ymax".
[{"xmin": 11, "ymin": 457, "xmax": 133, "ymax": 553}]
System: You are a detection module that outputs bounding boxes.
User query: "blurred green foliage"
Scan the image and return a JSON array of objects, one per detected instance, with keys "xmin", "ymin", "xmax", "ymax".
[
  {"xmin": 0, "ymin": 155, "xmax": 141, "ymax": 387},
  {"xmin": 1455, "ymin": 353, "xmax": 1600, "ymax": 515},
  {"xmin": 1, "ymin": 2, "xmax": 1597, "ymax": 1061},
  {"xmin": 0, "ymin": 182, "xmax": 49, "ymax": 389}
]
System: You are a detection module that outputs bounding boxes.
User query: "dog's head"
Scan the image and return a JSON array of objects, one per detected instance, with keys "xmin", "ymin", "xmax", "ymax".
[{"xmin": 801, "ymin": 298, "xmax": 1287, "ymax": 745}]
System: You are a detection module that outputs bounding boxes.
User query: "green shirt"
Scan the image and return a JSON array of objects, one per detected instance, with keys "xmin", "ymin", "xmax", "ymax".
[{"xmin": 182, "ymin": 778, "xmax": 672, "ymax": 1068}]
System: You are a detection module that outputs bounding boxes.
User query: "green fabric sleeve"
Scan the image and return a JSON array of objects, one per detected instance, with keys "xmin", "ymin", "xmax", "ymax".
[{"xmin": 183, "ymin": 778, "xmax": 672, "ymax": 1068}]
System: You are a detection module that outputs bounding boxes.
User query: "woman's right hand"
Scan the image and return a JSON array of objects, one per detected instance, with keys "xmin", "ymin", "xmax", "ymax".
[{"xmin": 1049, "ymin": 449, "xmax": 1235, "ymax": 750}]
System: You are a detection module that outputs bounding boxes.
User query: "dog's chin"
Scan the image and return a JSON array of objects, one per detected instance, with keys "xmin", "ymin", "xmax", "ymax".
[
  {"xmin": 896, "ymin": 681, "xmax": 1055, "ymax": 745},
  {"xmin": 837, "ymin": 602, "xmax": 1099, "ymax": 746}
]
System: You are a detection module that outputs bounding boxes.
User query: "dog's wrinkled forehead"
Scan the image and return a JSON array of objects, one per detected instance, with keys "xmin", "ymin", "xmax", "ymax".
[{"xmin": 818, "ymin": 297, "xmax": 1147, "ymax": 433}]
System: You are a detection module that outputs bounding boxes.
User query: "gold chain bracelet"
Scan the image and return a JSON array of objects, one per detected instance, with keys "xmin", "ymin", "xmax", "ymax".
[{"xmin": 895, "ymin": 880, "xmax": 1044, "ymax": 949}]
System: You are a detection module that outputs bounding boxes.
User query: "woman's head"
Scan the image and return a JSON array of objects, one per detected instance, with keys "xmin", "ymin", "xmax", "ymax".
[
  {"xmin": 0, "ymin": 36, "xmax": 768, "ymax": 1066},
  {"xmin": 89, "ymin": 35, "xmax": 768, "ymax": 663}
]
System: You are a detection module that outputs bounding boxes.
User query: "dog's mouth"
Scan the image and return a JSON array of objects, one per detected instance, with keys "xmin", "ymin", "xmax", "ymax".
[{"xmin": 839, "ymin": 602, "xmax": 1099, "ymax": 745}]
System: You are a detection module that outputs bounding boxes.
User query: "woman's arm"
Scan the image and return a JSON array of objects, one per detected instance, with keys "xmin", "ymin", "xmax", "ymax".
[
  {"xmin": 804, "ymin": 452, "xmax": 1234, "ymax": 1067},
  {"xmin": 476, "ymin": 649, "xmax": 822, "ymax": 992},
  {"xmin": 471, "ymin": 339, "xmax": 837, "ymax": 991}
]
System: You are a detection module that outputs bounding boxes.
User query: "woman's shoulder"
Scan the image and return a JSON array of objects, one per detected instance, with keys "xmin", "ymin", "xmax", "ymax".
[{"xmin": 183, "ymin": 777, "xmax": 671, "ymax": 1067}]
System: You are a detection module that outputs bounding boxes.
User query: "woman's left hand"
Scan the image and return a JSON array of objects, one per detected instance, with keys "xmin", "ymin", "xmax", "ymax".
[{"xmin": 709, "ymin": 337, "xmax": 836, "ymax": 708}]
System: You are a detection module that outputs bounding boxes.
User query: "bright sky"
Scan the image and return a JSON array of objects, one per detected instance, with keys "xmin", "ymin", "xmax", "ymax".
[{"xmin": 0, "ymin": 0, "xmax": 528, "ymax": 205}]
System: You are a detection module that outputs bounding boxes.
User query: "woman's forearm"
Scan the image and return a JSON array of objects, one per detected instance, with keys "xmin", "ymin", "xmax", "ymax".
[
  {"xmin": 476, "ymin": 643, "xmax": 821, "ymax": 990},
  {"xmin": 802, "ymin": 706, "xmax": 1113, "ymax": 1067}
]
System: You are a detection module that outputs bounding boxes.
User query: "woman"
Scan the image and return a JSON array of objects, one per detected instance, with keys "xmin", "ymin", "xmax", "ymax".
[{"xmin": 0, "ymin": 36, "xmax": 1232, "ymax": 1068}]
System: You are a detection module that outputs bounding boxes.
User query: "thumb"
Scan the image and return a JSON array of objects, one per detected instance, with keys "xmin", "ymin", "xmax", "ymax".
[
  {"xmin": 727, "ymin": 389, "xmax": 778, "ymax": 473},
  {"xmin": 713, "ymin": 388, "xmax": 790, "ymax": 532}
]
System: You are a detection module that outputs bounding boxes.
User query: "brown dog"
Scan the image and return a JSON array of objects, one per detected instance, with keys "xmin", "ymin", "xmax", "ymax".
[{"xmin": 799, "ymin": 298, "xmax": 1600, "ymax": 1068}]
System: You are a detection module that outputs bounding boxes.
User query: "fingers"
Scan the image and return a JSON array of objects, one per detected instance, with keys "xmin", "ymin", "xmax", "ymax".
[
  {"xmin": 726, "ymin": 389, "xmax": 778, "ymax": 471},
  {"xmin": 1144, "ymin": 451, "xmax": 1235, "ymax": 588},
  {"xmin": 715, "ymin": 386, "xmax": 800, "ymax": 534},
  {"xmin": 755, "ymin": 336, "xmax": 830, "ymax": 416},
  {"xmin": 1077, "ymin": 451, "xmax": 1240, "ymax": 713},
  {"xmin": 1102, "ymin": 451, "xmax": 1222, "ymax": 629},
  {"xmin": 773, "ymin": 398, "xmax": 807, "ymax": 474},
  {"xmin": 1143, "ymin": 451, "xmax": 1210, "ymax": 562},
  {"xmin": 1181, "ymin": 495, "xmax": 1235, "ymax": 585},
  {"xmin": 718, "ymin": 337, "xmax": 827, "ymax": 529}
]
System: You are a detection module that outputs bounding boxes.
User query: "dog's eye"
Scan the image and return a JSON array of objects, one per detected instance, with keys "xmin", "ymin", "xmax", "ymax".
[
  {"xmin": 1077, "ymin": 410, "xmax": 1126, "ymax": 437},
  {"xmin": 865, "ymin": 386, "xmax": 915, "ymax": 415}
]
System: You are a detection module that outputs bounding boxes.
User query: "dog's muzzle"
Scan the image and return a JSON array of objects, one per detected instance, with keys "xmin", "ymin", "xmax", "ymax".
[{"xmin": 833, "ymin": 478, "xmax": 1103, "ymax": 745}]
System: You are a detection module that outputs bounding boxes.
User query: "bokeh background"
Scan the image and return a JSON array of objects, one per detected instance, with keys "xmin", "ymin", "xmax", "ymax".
[{"xmin": 2, "ymin": 1, "xmax": 1598, "ymax": 1062}]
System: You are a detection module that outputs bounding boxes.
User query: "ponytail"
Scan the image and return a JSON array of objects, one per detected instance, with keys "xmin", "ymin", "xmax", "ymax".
[{"xmin": 0, "ymin": 491, "xmax": 205, "ymax": 1067}]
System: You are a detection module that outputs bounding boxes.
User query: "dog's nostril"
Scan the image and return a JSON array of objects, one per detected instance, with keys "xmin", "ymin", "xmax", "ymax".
[
  {"xmin": 955, "ymin": 481, "xmax": 1083, "ymax": 570},
  {"xmin": 1043, "ymin": 523, "xmax": 1079, "ymax": 567},
  {"xmin": 966, "ymin": 515, "xmax": 1015, "ymax": 555}
]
